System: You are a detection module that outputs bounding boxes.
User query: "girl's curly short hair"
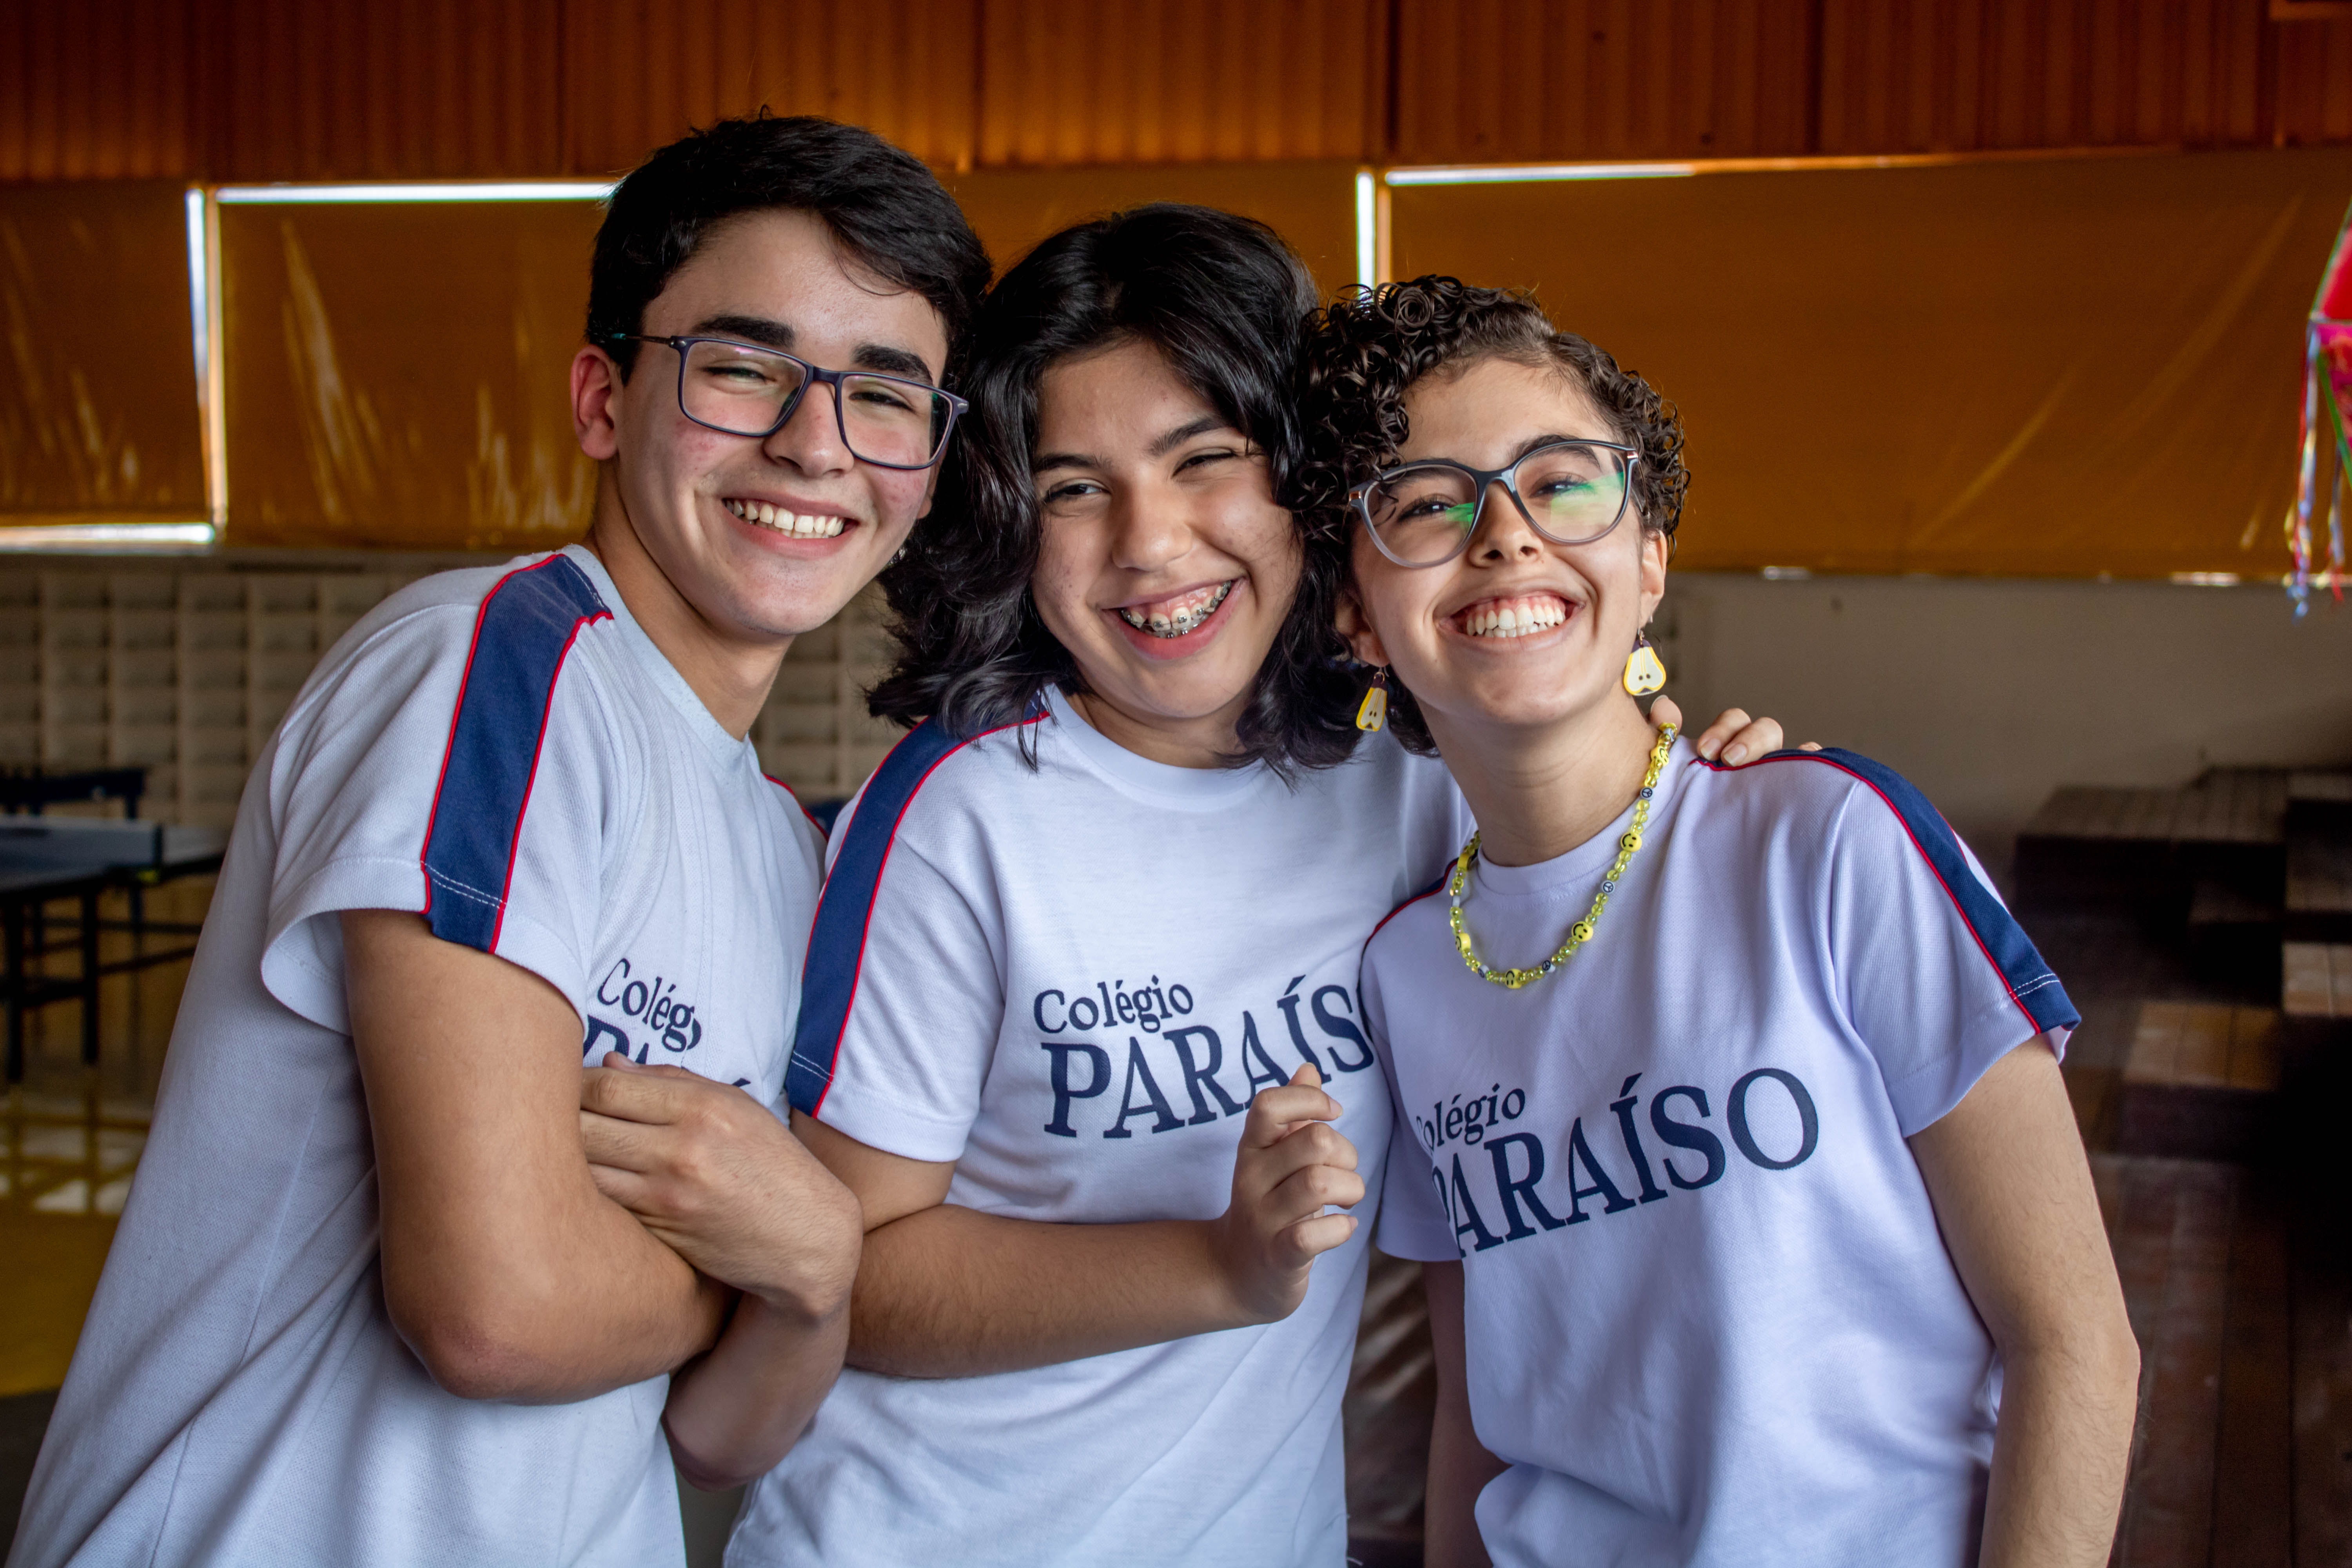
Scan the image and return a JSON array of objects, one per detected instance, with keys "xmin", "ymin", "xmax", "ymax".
[{"xmin": 1288, "ymin": 276, "xmax": 1690, "ymax": 753}]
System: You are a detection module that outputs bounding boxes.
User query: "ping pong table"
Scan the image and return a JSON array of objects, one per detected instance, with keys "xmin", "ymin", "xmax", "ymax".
[
  {"xmin": 0, "ymin": 764, "xmax": 149, "ymax": 820},
  {"xmin": 0, "ymin": 817, "xmax": 227, "ymax": 1083}
]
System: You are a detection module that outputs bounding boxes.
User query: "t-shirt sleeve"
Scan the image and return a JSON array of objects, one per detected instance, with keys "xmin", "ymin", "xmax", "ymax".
[
  {"xmin": 786, "ymin": 784, "xmax": 1006, "ymax": 1164},
  {"xmin": 1817, "ymin": 753, "xmax": 2080, "ymax": 1136},
  {"xmin": 259, "ymin": 577, "xmax": 621, "ymax": 1037},
  {"xmin": 1363, "ymin": 945, "xmax": 1459, "ymax": 1262}
]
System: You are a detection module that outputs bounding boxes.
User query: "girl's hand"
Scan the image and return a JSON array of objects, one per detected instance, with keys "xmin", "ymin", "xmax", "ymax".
[
  {"xmin": 580, "ymin": 1055, "xmax": 862, "ymax": 1322},
  {"xmin": 1209, "ymin": 1064, "xmax": 1365, "ymax": 1324},
  {"xmin": 1649, "ymin": 697, "xmax": 1819, "ymax": 767}
]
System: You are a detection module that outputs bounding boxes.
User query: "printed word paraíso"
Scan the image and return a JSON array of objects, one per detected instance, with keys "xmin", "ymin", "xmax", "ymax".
[{"xmin": 1430, "ymin": 1068, "xmax": 1820, "ymax": 1256}]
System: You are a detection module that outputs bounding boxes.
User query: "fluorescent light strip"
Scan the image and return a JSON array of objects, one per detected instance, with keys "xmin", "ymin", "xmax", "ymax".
[
  {"xmin": 214, "ymin": 181, "xmax": 616, "ymax": 205},
  {"xmin": 183, "ymin": 190, "xmax": 209, "ymax": 398},
  {"xmin": 1354, "ymin": 170, "xmax": 1377, "ymax": 291},
  {"xmin": 0, "ymin": 524, "xmax": 218, "ymax": 552},
  {"xmin": 1385, "ymin": 163, "xmax": 1697, "ymax": 187},
  {"xmin": 183, "ymin": 187, "xmax": 225, "ymax": 529},
  {"xmin": 201, "ymin": 190, "xmax": 226, "ymax": 525}
]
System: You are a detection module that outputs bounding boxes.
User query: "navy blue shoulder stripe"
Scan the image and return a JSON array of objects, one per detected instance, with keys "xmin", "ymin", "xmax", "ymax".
[
  {"xmin": 420, "ymin": 554, "xmax": 611, "ymax": 953},
  {"xmin": 1706, "ymin": 748, "xmax": 2078, "ymax": 1036},
  {"xmin": 1356, "ymin": 869, "xmax": 1449, "ymax": 1075},
  {"xmin": 787, "ymin": 705, "xmax": 1047, "ymax": 1117}
]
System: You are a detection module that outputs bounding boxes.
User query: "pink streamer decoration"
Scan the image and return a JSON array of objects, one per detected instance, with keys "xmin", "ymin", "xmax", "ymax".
[{"xmin": 2291, "ymin": 203, "xmax": 2352, "ymax": 614}]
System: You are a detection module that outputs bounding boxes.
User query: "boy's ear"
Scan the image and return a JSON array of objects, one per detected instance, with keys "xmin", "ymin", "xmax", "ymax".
[
  {"xmin": 1333, "ymin": 591, "xmax": 1389, "ymax": 668},
  {"xmin": 572, "ymin": 344, "xmax": 622, "ymax": 461}
]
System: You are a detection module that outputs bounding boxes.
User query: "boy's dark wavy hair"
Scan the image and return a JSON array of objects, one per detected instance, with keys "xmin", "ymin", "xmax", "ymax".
[
  {"xmin": 1292, "ymin": 276, "xmax": 1690, "ymax": 755},
  {"xmin": 866, "ymin": 203, "xmax": 1362, "ymax": 776},
  {"xmin": 587, "ymin": 113, "xmax": 991, "ymax": 380}
]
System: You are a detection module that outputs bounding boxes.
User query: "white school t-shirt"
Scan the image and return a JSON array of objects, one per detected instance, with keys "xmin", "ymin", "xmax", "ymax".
[
  {"xmin": 1367, "ymin": 741, "xmax": 2079, "ymax": 1568},
  {"xmin": 730, "ymin": 686, "xmax": 1470, "ymax": 1568},
  {"xmin": 11, "ymin": 546, "xmax": 825, "ymax": 1568}
]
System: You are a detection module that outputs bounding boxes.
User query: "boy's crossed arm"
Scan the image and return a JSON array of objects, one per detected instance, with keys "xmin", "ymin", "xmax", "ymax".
[
  {"xmin": 345, "ymin": 907, "xmax": 858, "ymax": 1433},
  {"xmin": 344, "ymin": 909, "xmax": 729, "ymax": 1403}
]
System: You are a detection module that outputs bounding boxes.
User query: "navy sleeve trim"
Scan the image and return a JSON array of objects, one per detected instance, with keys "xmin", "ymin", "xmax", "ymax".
[
  {"xmin": 1693, "ymin": 749, "xmax": 2079, "ymax": 1037},
  {"xmin": 419, "ymin": 554, "xmax": 611, "ymax": 954},
  {"xmin": 1368, "ymin": 870, "xmax": 1449, "ymax": 951},
  {"xmin": 1357, "ymin": 867, "xmax": 1448, "ymax": 1049},
  {"xmin": 786, "ymin": 705, "xmax": 1047, "ymax": 1118}
]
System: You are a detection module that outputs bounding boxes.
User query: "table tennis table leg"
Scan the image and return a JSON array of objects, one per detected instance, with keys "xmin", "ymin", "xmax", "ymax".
[
  {"xmin": 4, "ymin": 899, "xmax": 22, "ymax": 1085},
  {"xmin": 80, "ymin": 889, "xmax": 100, "ymax": 1066}
]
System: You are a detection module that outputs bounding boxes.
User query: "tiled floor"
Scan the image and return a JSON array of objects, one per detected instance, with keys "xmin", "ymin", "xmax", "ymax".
[{"xmin": 0, "ymin": 878, "xmax": 197, "ymax": 1399}]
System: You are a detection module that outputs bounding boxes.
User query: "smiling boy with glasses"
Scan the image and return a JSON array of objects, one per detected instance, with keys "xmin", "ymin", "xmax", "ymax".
[{"xmin": 11, "ymin": 116, "xmax": 989, "ymax": 1568}]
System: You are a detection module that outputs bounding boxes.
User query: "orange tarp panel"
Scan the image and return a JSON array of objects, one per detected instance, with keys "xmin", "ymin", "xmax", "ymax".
[
  {"xmin": 1390, "ymin": 147, "xmax": 2352, "ymax": 578},
  {"xmin": 948, "ymin": 161, "xmax": 1359, "ymax": 296},
  {"xmin": 214, "ymin": 165, "xmax": 1357, "ymax": 550},
  {"xmin": 220, "ymin": 199, "xmax": 602, "ymax": 550},
  {"xmin": 0, "ymin": 180, "xmax": 206, "ymax": 523}
]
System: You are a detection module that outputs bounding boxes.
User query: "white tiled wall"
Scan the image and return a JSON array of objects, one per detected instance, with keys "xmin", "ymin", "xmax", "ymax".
[{"xmin": 0, "ymin": 556, "xmax": 900, "ymax": 827}]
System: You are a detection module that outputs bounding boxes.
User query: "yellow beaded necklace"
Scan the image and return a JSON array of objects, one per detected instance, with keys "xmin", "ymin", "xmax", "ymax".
[{"xmin": 1448, "ymin": 724, "xmax": 1678, "ymax": 990}]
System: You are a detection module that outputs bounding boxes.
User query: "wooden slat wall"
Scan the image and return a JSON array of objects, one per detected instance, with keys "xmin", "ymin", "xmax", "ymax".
[
  {"xmin": 976, "ymin": 0, "xmax": 1386, "ymax": 165},
  {"xmin": 2275, "ymin": 4, "xmax": 2352, "ymax": 144},
  {"xmin": 5, "ymin": 0, "xmax": 2350, "ymax": 183},
  {"xmin": 1813, "ymin": 0, "xmax": 2273, "ymax": 153},
  {"xmin": 1390, "ymin": 0, "xmax": 1822, "ymax": 161},
  {"xmin": 0, "ymin": 0, "xmax": 201, "ymax": 179},
  {"xmin": 203, "ymin": 0, "xmax": 568, "ymax": 181},
  {"xmin": 560, "ymin": 0, "xmax": 982, "ymax": 176}
]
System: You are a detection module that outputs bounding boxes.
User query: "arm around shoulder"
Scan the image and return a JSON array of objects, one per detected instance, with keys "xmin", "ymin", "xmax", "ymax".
[{"xmin": 345, "ymin": 909, "xmax": 726, "ymax": 1403}]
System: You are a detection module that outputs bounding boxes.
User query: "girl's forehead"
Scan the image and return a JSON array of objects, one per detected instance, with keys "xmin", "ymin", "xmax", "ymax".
[
  {"xmin": 1399, "ymin": 357, "xmax": 1609, "ymax": 457},
  {"xmin": 1034, "ymin": 339, "xmax": 1232, "ymax": 456}
]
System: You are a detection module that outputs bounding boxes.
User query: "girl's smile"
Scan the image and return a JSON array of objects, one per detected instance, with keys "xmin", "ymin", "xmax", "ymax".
[
  {"xmin": 1108, "ymin": 577, "xmax": 1240, "ymax": 655},
  {"xmin": 1452, "ymin": 590, "xmax": 1574, "ymax": 641}
]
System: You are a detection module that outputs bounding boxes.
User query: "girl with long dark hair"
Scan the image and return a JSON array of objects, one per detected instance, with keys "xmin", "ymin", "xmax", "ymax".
[{"xmin": 615, "ymin": 207, "xmax": 1783, "ymax": 1565}]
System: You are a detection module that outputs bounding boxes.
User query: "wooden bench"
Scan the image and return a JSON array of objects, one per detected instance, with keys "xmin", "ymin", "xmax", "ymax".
[
  {"xmin": 2288, "ymin": 768, "xmax": 2352, "ymax": 834},
  {"xmin": 2282, "ymin": 941, "xmax": 2352, "ymax": 1018},
  {"xmin": 2115, "ymin": 1002, "xmax": 2282, "ymax": 1159},
  {"xmin": 2016, "ymin": 770, "xmax": 2285, "ymax": 909},
  {"xmin": 2285, "ymin": 833, "xmax": 2352, "ymax": 944}
]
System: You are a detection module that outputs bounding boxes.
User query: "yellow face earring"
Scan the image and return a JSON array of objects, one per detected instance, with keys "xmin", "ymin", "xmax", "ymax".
[
  {"xmin": 1622, "ymin": 632, "xmax": 1667, "ymax": 697},
  {"xmin": 1355, "ymin": 667, "xmax": 1390, "ymax": 732}
]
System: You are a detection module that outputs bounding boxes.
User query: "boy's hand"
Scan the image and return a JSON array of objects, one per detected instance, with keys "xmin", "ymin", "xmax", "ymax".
[
  {"xmin": 1209, "ymin": 1064, "xmax": 1365, "ymax": 1325},
  {"xmin": 580, "ymin": 1056, "xmax": 862, "ymax": 1323},
  {"xmin": 1650, "ymin": 697, "xmax": 1820, "ymax": 766}
]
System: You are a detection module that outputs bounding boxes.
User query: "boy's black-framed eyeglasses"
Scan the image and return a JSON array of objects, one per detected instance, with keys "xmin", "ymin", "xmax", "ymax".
[
  {"xmin": 605, "ymin": 333, "xmax": 969, "ymax": 471},
  {"xmin": 1351, "ymin": 438, "xmax": 1642, "ymax": 568}
]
